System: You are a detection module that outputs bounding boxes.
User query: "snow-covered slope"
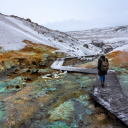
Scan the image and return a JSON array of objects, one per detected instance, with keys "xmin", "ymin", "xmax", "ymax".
[
  {"xmin": 0, "ymin": 13, "xmax": 96, "ymax": 56},
  {"xmin": 67, "ymin": 26, "xmax": 128, "ymax": 53}
]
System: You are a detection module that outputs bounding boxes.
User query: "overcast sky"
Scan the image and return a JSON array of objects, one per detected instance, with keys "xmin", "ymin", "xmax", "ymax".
[{"xmin": 1, "ymin": 0, "xmax": 128, "ymax": 31}]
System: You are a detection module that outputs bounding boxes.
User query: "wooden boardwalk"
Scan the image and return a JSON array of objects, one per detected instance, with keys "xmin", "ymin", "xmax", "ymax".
[
  {"xmin": 51, "ymin": 56, "xmax": 128, "ymax": 127},
  {"xmin": 91, "ymin": 72, "xmax": 128, "ymax": 127},
  {"xmin": 51, "ymin": 58, "xmax": 97, "ymax": 74}
]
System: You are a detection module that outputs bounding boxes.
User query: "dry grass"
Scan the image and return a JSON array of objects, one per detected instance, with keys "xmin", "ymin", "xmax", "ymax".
[{"xmin": 21, "ymin": 40, "xmax": 57, "ymax": 54}]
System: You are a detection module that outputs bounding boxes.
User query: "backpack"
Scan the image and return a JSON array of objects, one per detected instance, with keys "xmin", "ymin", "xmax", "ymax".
[{"xmin": 100, "ymin": 58, "xmax": 109, "ymax": 71}]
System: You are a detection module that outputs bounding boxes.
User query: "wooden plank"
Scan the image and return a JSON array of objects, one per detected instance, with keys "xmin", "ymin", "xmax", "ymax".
[
  {"xmin": 51, "ymin": 57, "xmax": 128, "ymax": 127},
  {"xmin": 91, "ymin": 72, "xmax": 128, "ymax": 127}
]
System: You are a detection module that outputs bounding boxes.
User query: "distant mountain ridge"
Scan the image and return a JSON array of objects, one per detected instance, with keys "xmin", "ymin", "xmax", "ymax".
[{"xmin": 67, "ymin": 26, "xmax": 128, "ymax": 53}]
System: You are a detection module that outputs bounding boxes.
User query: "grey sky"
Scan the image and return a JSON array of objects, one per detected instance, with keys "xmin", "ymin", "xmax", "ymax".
[{"xmin": 1, "ymin": 0, "xmax": 128, "ymax": 31}]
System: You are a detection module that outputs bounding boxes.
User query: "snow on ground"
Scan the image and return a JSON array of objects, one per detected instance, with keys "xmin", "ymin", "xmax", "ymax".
[
  {"xmin": 67, "ymin": 26, "xmax": 128, "ymax": 53},
  {"xmin": 0, "ymin": 13, "xmax": 97, "ymax": 56},
  {"xmin": 112, "ymin": 44, "xmax": 128, "ymax": 52},
  {"xmin": 1, "ymin": 13, "xmax": 128, "ymax": 55}
]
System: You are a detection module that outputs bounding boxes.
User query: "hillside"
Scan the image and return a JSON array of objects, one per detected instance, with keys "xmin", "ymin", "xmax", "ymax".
[
  {"xmin": 67, "ymin": 26, "xmax": 128, "ymax": 53},
  {"xmin": 0, "ymin": 13, "xmax": 97, "ymax": 56},
  {"xmin": 67, "ymin": 26, "xmax": 128, "ymax": 67}
]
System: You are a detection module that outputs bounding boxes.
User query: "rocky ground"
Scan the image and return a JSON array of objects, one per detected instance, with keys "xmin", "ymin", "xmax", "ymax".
[{"xmin": 0, "ymin": 41, "xmax": 125, "ymax": 128}]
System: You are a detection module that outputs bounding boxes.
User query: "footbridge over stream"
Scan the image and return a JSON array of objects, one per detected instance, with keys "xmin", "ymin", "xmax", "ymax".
[{"xmin": 51, "ymin": 56, "xmax": 128, "ymax": 127}]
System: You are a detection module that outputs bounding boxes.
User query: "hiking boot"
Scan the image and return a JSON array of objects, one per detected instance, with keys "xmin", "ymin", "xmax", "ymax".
[
  {"xmin": 101, "ymin": 82, "xmax": 104, "ymax": 88},
  {"xmin": 102, "ymin": 83, "xmax": 104, "ymax": 88}
]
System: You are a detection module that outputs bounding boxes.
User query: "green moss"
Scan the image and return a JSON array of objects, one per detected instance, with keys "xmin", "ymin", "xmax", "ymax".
[
  {"xmin": 79, "ymin": 94, "xmax": 90, "ymax": 100},
  {"xmin": 85, "ymin": 109, "xmax": 92, "ymax": 115},
  {"xmin": 75, "ymin": 98, "xmax": 89, "ymax": 107},
  {"xmin": 0, "ymin": 111, "xmax": 5, "ymax": 119},
  {"xmin": 45, "ymin": 121, "xmax": 71, "ymax": 128},
  {"xmin": 43, "ymin": 54, "xmax": 49, "ymax": 58},
  {"xmin": 49, "ymin": 100, "xmax": 74, "ymax": 122}
]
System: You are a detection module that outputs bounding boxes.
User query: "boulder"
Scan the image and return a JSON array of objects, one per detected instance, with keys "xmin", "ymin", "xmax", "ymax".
[
  {"xmin": 83, "ymin": 44, "xmax": 88, "ymax": 48},
  {"xmin": 31, "ymin": 69, "xmax": 38, "ymax": 74},
  {"xmin": 102, "ymin": 45, "xmax": 113, "ymax": 53},
  {"xmin": 24, "ymin": 78, "xmax": 32, "ymax": 81},
  {"xmin": 91, "ymin": 40, "xmax": 105, "ymax": 48}
]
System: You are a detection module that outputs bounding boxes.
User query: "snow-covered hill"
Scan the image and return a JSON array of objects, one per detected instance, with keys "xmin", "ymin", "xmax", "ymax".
[
  {"xmin": 1, "ymin": 13, "xmax": 128, "ymax": 56},
  {"xmin": 67, "ymin": 26, "xmax": 128, "ymax": 53},
  {"xmin": 0, "ymin": 13, "xmax": 97, "ymax": 56}
]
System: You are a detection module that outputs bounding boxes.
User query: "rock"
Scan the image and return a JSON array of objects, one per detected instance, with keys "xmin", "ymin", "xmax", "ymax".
[
  {"xmin": 45, "ymin": 88, "xmax": 57, "ymax": 94},
  {"xmin": 31, "ymin": 70, "xmax": 38, "ymax": 74},
  {"xmin": 5, "ymin": 86, "xmax": 10, "ymax": 90},
  {"xmin": 39, "ymin": 62, "xmax": 46, "ymax": 67},
  {"xmin": 25, "ymin": 78, "xmax": 32, "ymax": 81},
  {"xmin": 10, "ymin": 121, "xmax": 15, "ymax": 127},
  {"xmin": 83, "ymin": 44, "xmax": 88, "ymax": 48},
  {"xmin": 91, "ymin": 40, "xmax": 105, "ymax": 48},
  {"xmin": 0, "ymin": 65, "xmax": 5, "ymax": 71},
  {"xmin": 38, "ymin": 69, "xmax": 51, "ymax": 75},
  {"xmin": 35, "ymin": 91, "xmax": 47, "ymax": 98},
  {"xmin": 15, "ymin": 85, "xmax": 20, "ymax": 89},
  {"xmin": 49, "ymin": 100, "xmax": 74, "ymax": 122},
  {"xmin": 75, "ymin": 98, "xmax": 89, "ymax": 107},
  {"xmin": 45, "ymin": 74, "xmax": 52, "ymax": 77},
  {"xmin": 96, "ymin": 113, "xmax": 107, "ymax": 122},
  {"xmin": 88, "ymin": 104, "xmax": 95, "ymax": 111},
  {"xmin": 44, "ymin": 54, "xmax": 49, "ymax": 58},
  {"xmin": 31, "ymin": 61, "xmax": 37, "ymax": 66},
  {"xmin": 85, "ymin": 109, "xmax": 92, "ymax": 115},
  {"xmin": 79, "ymin": 94, "xmax": 90, "ymax": 100},
  {"xmin": 15, "ymin": 97, "xmax": 21, "ymax": 100},
  {"xmin": 26, "ymin": 18, "xmax": 31, "ymax": 22},
  {"xmin": 102, "ymin": 45, "xmax": 113, "ymax": 53},
  {"xmin": 59, "ymin": 40, "xmax": 63, "ymax": 42},
  {"xmin": 27, "ymin": 70, "xmax": 31, "ymax": 72},
  {"xmin": 22, "ymin": 82, "xmax": 26, "ymax": 87},
  {"xmin": 125, "ymin": 70, "xmax": 128, "ymax": 73}
]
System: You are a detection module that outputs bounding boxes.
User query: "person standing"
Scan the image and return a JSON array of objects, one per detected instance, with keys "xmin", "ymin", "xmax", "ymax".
[{"xmin": 97, "ymin": 52, "xmax": 109, "ymax": 88}]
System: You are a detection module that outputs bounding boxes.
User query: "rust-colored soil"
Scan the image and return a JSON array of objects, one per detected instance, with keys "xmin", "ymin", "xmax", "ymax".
[
  {"xmin": 0, "ymin": 40, "xmax": 57, "ymax": 70},
  {"xmin": 106, "ymin": 51, "xmax": 128, "ymax": 67}
]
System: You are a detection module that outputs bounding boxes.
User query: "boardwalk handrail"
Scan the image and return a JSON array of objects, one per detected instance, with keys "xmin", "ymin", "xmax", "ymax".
[
  {"xmin": 57, "ymin": 54, "xmax": 98, "ymax": 59},
  {"xmin": 51, "ymin": 57, "xmax": 97, "ymax": 74}
]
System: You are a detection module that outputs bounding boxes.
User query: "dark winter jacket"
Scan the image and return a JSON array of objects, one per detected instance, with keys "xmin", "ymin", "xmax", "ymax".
[{"xmin": 97, "ymin": 56, "xmax": 109, "ymax": 76}]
